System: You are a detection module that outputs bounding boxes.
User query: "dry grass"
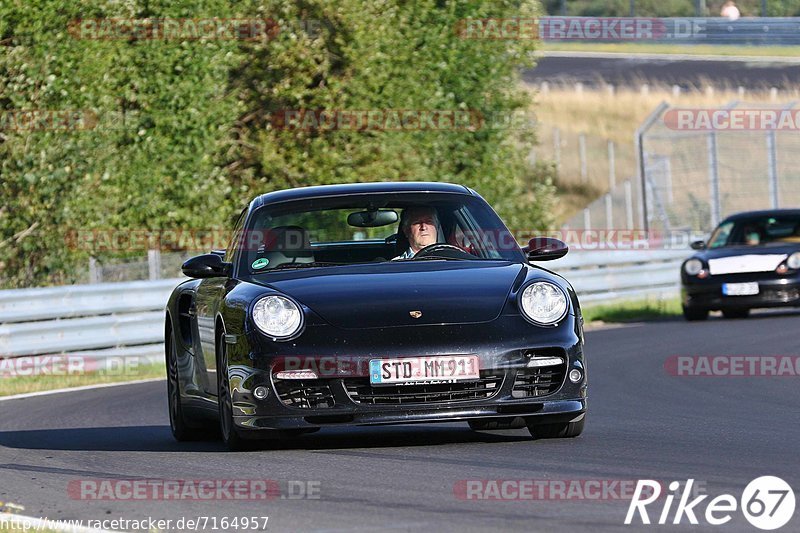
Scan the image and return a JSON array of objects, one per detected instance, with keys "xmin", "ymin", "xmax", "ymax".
[
  {"xmin": 0, "ymin": 362, "xmax": 165, "ymax": 397},
  {"xmin": 528, "ymin": 83, "xmax": 800, "ymax": 223}
]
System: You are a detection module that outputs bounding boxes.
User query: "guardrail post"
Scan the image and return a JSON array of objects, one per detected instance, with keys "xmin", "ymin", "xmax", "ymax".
[
  {"xmin": 624, "ymin": 180, "xmax": 634, "ymax": 230},
  {"xmin": 89, "ymin": 257, "xmax": 102, "ymax": 284},
  {"xmin": 148, "ymin": 249, "xmax": 162, "ymax": 281},
  {"xmin": 767, "ymin": 130, "xmax": 779, "ymax": 209},
  {"xmin": 707, "ymin": 132, "xmax": 721, "ymax": 228}
]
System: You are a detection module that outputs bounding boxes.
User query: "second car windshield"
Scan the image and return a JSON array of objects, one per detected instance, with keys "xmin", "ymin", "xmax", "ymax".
[
  {"xmin": 238, "ymin": 193, "xmax": 523, "ymax": 272},
  {"xmin": 709, "ymin": 215, "xmax": 800, "ymax": 248}
]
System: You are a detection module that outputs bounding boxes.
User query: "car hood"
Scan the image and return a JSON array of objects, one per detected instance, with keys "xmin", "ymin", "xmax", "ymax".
[
  {"xmin": 693, "ymin": 243, "xmax": 800, "ymax": 275},
  {"xmin": 251, "ymin": 261, "xmax": 524, "ymax": 329}
]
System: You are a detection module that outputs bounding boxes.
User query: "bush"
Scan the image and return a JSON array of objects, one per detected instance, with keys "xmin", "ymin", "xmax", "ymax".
[{"xmin": 1, "ymin": 0, "xmax": 554, "ymax": 288}]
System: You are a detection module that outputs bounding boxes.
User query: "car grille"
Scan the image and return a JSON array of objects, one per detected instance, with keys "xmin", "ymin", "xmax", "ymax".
[
  {"xmin": 344, "ymin": 371, "xmax": 504, "ymax": 405},
  {"xmin": 512, "ymin": 362, "xmax": 567, "ymax": 398},
  {"xmin": 273, "ymin": 379, "xmax": 335, "ymax": 409}
]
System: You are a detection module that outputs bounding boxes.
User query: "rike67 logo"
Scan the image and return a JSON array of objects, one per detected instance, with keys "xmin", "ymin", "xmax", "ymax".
[{"xmin": 626, "ymin": 477, "xmax": 795, "ymax": 530}]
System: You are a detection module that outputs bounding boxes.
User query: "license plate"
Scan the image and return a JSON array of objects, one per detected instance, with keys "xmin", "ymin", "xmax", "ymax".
[
  {"xmin": 722, "ymin": 282, "xmax": 759, "ymax": 296},
  {"xmin": 369, "ymin": 355, "xmax": 480, "ymax": 385}
]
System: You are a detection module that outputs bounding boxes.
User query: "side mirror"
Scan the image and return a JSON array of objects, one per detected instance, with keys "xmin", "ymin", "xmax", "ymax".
[
  {"xmin": 522, "ymin": 237, "xmax": 569, "ymax": 261},
  {"xmin": 182, "ymin": 253, "xmax": 231, "ymax": 279},
  {"xmin": 690, "ymin": 240, "xmax": 707, "ymax": 250}
]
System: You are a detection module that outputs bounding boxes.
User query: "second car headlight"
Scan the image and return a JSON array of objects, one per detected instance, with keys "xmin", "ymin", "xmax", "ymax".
[
  {"xmin": 519, "ymin": 281, "xmax": 568, "ymax": 325},
  {"xmin": 787, "ymin": 252, "xmax": 800, "ymax": 270},
  {"xmin": 253, "ymin": 295, "xmax": 303, "ymax": 339},
  {"xmin": 684, "ymin": 259, "xmax": 703, "ymax": 276}
]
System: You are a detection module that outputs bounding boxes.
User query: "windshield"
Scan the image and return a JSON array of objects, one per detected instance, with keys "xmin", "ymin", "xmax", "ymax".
[
  {"xmin": 237, "ymin": 192, "xmax": 524, "ymax": 274},
  {"xmin": 708, "ymin": 215, "xmax": 800, "ymax": 249}
]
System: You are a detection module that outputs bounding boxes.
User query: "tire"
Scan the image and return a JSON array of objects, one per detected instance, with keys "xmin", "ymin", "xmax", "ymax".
[
  {"xmin": 722, "ymin": 308, "xmax": 750, "ymax": 319},
  {"xmin": 527, "ymin": 415, "xmax": 585, "ymax": 439},
  {"xmin": 166, "ymin": 328, "xmax": 206, "ymax": 441},
  {"xmin": 682, "ymin": 305, "xmax": 709, "ymax": 321},
  {"xmin": 216, "ymin": 329, "xmax": 251, "ymax": 451}
]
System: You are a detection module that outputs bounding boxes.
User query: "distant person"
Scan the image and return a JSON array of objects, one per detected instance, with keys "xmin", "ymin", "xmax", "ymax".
[{"xmin": 721, "ymin": 1, "xmax": 740, "ymax": 21}]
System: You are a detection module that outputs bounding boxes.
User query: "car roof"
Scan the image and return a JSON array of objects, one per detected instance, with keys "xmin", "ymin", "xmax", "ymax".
[
  {"xmin": 252, "ymin": 181, "xmax": 474, "ymax": 208},
  {"xmin": 722, "ymin": 209, "xmax": 800, "ymax": 222}
]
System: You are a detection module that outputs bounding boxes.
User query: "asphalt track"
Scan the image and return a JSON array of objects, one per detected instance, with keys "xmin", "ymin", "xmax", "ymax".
[
  {"xmin": 525, "ymin": 56, "xmax": 800, "ymax": 89},
  {"xmin": 1, "ymin": 312, "xmax": 799, "ymax": 532}
]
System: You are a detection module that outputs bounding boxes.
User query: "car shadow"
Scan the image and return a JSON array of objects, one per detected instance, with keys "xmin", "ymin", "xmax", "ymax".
[{"xmin": 0, "ymin": 424, "xmax": 532, "ymax": 453}]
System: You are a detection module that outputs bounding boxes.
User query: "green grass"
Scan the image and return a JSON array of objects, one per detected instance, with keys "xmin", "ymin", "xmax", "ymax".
[
  {"xmin": 0, "ymin": 362, "xmax": 165, "ymax": 397},
  {"xmin": 539, "ymin": 42, "xmax": 800, "ymax": 58},
  {"xmin": 582, "ymin": 297, "xmax": 682, "ymax": 324}
]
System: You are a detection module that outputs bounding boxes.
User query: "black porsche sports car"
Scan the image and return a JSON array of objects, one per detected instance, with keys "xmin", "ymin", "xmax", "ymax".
[
  {"xmin": 681, "ymin": 209, "xmax": 800, "ymax": 321},
  {"xmin": 165, "ymin": 182, "xmax": 587, "ymax": 450}
]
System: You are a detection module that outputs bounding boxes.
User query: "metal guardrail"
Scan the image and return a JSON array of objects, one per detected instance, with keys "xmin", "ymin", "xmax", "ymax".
[{"xmin": 0, "ymin": 250, "xmax": 687, "ymax": 360}]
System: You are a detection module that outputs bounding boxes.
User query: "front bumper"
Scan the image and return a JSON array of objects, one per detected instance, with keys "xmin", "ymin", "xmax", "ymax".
[
  {"xmin": 682, "ymin": 273, "xmax": 800, "ymax": 310},
  {"xmin": 224, "ymin": 313, "xmax": 587, "ymax": 434}
]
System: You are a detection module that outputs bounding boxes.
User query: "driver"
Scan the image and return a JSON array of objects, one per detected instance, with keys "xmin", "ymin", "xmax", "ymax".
[{"xmin": 393, "ymin": 206, "xmax": 440, "ymax": 260}]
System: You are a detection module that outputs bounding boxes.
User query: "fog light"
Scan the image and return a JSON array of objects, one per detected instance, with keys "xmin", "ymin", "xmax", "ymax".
[
  {"xmin": 275, "ymin": 369, "xmax": 319, "ymax": 380},
  {"xmin": 698, "ymin": 269, "xmax": 709, "ymax": 279},
  {"xmin": 568, "ymin": 369, "xmax": 583, "ymax": 383},
  {"xmin": 527, "ymin": 356, "xmax": 565, "ymax": 367},
  {"xmin": 253, "ymin": 386, "xmax": 269, "ymax": 400}
]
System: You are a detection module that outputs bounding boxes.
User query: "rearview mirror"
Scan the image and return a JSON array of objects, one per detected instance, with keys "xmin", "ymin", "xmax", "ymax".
[
  {"xmin": 523, "ymin": 237, "xmax": 569, "ymax": 261},
  {"xmin": 347, "ymin": 209, "xmax": 399, "ymax": 227},
  {"xmin": 182, "ymin": 253, "xmax": 232, "ymax": 278},
  {"xmin": 690, "ymin": 240, "xmax": 707, "ymax": 250}
]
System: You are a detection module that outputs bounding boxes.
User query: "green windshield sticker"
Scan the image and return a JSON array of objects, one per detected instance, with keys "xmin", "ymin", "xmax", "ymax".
[{"xmin": 251, "ymin": 258, "xmax": 269, "ymax": 269}]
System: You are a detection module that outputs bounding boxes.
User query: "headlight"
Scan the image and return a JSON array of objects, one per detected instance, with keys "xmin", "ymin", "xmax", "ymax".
[
  {"xmin": 252, "ymin": 295, "xmax": 303, "ymax": 339},
  {"xmin": 684, "ymin": 259, "xmax": 703, "ymax": 276},
  {"xmin": 519, "ymin": 281, "xmax": 568, "ymax": 325},
  {"xmin": 787, "ymin": 252, "xmax": 800, "ymax": 270}
]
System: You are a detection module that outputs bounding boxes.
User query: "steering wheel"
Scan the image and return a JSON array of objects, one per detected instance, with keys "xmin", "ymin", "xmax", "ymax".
[{"xmin": 412, "ymin": 243, "xmax": 475, "ymax": 260}]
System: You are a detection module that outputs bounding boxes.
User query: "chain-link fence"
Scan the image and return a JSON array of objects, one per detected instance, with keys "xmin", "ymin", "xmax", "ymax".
[
  {"xmin": 89, "ymin": 251, "xmax": 193, "ymax": 283},
  {"xmin": 640, "ymin": 101, "xmax": 800, "ymax": 233}
]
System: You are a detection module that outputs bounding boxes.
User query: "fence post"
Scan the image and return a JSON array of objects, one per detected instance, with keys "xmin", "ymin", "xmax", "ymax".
[
  {"xmin": 579, "ymin": 133, "xmax": 587, "ymax": 182},
  {"xmin": 553, "ymin": 127, "xmax": 561, "ymax": 171},
  {"xmin": 607, "ymin": 140, "xmax": 616, "ymax": 189},
  {"xmin": 89, "ymin": 257, "xmax": 102, "ymax": 284},
  {"xmin": 624, "ymin": 180, "xmax": 634, "ymax": 230},
  {"xmin": 148, "ymin": 249, "xmax": 162, "ymax": 281},
  {"xmin": 583, "ymin": 208, "xmax": 591, "ymax": 231},
  {"xmin": 707, "ymin": 132, "xmax": 721, "ymax": 228},
  {"xmin": 767, "ymin": 131, "xmax": 779, "ymax": 209},
  {"xmin": 605, "ymin": 193, "xmax": 613, "ymax": 229}
]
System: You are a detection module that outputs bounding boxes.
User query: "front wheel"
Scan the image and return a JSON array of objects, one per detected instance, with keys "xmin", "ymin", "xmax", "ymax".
[
  {"xmin": 217, "ymin": 331, "xmax": 251, "ymax": 451},
  {"xmin": 527, "ymin": 415, "xmax": 585, "ymax": 439},
  {"xmin": 682, "ymin": 305, "xmax": 709, "ymax": 321}
]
